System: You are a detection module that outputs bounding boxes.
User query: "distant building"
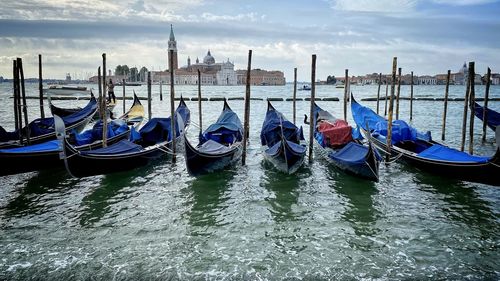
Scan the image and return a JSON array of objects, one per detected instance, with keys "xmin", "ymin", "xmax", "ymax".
[
  {"xmin": 0, "ymin": 76, "xmax": 3, "ymax": 83},
  {"xmin": 452, "ymin": 62, "xmax": 468, "ymax": 85},
  {"xmin": 236, "ymin": 69, "xmax": 285, "ymax": 86},
  {"xmin": 417, "ymin": 75, "xmax": 436, "ymax": 85},
  {"xmin": 65, "ymin": 73, "xmax": 71, "ymax": 82},
  {"xmin": 491, "ymin": 73, "xmax": 500, "ymax": 85},
  {"xmin": 151, "ymin": 25, "xmax": 283, "ymax": 86},
  {"xmin": 435, "ymin": 73, "xmax": 450, "ymax": 85}
]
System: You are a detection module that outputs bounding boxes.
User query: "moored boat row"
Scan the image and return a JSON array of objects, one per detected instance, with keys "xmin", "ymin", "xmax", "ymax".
[{"xmin": 1, "ymin": 89, "xmax": 498, "ymax": 186}]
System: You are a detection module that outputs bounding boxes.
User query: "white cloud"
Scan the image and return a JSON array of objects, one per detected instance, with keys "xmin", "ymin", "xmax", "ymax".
[
  {"xmin": 431, "ymin": 0, "xmax": 498, "ymax": 5},
  {"xmin": 329, "ymin": 0, "xmax": 418, "ymax": 13}
]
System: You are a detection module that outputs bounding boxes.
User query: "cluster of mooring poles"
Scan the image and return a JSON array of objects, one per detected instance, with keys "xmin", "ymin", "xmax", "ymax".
[{"xmin": 9, "ymin": 51, "xmax": 494, "ymax": 167}]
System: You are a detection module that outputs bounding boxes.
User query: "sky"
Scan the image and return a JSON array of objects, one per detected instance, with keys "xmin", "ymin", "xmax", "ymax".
[{"xmin": 0, "ymin": 0, "xmax": 499, "ymax": 81}]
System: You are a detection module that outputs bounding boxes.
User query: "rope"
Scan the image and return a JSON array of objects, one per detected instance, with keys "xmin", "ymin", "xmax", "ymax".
[{"xmin": 383, "ymin": 150, "xmax": 404, "ymax": 164}]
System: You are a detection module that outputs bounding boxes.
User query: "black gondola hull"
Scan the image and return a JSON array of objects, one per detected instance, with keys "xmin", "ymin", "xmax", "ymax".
[
  {"xmin": 264, "ymin": 141, "xmax": 305, "ymax": 174},
  {"xmin": 0, "ymin": 106, "xmax": 97, "ymax": 149},
  {"xmin": 0, "ymin": 131, "xmax": 130, "ymax": 176},
  {"xmin": 367, "ymin": 130, "xmax": 500, "ymax": 186},
  {"xmin": 64, "ymin": 140, "xmax": 172, "ymax": 178},
  {"xmin": 184, "ymin": 136, "xmax": 242, "ymax": 176}
]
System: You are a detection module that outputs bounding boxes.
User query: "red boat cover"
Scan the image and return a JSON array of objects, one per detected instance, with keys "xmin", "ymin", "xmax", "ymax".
[{"xmin": 318, "ymin": 120, "xmax": 353, "ymax": 147}]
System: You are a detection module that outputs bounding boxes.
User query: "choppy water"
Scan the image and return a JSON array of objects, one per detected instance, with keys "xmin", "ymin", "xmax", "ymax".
[{"xmin": 0, "ymin": 83, "xmax": 499, "ymax": 280}]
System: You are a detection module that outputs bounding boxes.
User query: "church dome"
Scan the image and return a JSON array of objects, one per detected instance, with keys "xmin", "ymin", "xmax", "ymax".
[{"xmin": 203, "ymin": 50, "xmax": 215, "ymax": 65}]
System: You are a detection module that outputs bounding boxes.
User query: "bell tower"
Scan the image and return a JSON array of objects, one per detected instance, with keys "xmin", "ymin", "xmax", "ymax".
[{"xmin": 168, "ymin": 24, "xmax": 178, "ymax": 71}]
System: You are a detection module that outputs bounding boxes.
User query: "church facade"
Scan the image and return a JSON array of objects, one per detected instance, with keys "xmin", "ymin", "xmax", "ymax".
[{"xmin": 151, "ymin": 25, "xmax": 285, "ymax": 86}]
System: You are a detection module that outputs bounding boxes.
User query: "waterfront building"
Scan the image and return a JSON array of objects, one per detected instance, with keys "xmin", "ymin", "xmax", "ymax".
[
  {"xmin": 435, "ymin": 73, "xmax": 450, "ymax": 85},
  {"xmin": 417, "ymin": 75, "xmax": 437, "ymax": 85},
  {"xmin": 451, "ymin": 62, "xmax": 468, "ymax": 85},
  {"xmin": 491, "ymin": 73, "xmax": 500, "ymax": 85},
  {"xmin": 236, "ymin": 69, "xmax": 285, "ymax": 86}
]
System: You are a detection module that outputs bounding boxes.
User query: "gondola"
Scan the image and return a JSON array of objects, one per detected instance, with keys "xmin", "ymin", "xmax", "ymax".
[
  {"xmin": 0, "ymin": 97, "xmax": 145, "ymax": 176},
  {"xmin": 0, "ymin": 120, "xmax": 129, "ymax": 176},
  {"xmin": 260, "ymin": 101, "xmax": 306, "ymax": 174},
  {"xmin": 351, "ymin": 94, "xmax": 500, "ymax": 186},
  {"xmin": 0, "ymin": 95, "xmax": 98, "ymax": 149},
  {"xmin": 58, "ymin": 97, "xmax": 190, "ymax": 178},
  {"xmin": 184, "ymin": 100, "xmax": 243, "ymax": 176},
  {"xmin": 49, "ymin": 92, "xmax": 117, "ymax": 119},
  {"xmin": 474, "ymin": 102, "xmax": 500, "ymax": 131},
  {"xmin": 308, "ymin": 102, "xmax": 381, "ymax": 181}
]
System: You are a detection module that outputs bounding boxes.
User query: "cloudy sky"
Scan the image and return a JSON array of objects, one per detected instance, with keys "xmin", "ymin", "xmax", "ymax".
[{"xmin": 0, "ymin": 0, "xmax": 499, "ymax": 81}]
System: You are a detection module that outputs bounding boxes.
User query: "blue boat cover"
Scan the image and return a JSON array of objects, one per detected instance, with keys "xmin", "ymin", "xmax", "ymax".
[
  {"xmin": 474, "ymin": 102, "xmax": 500, "ymax": 130},
  {"xmin": 261, "ymin": 106, "xmax": 304, "ymax": 147},
  {"xmin": 198, "ymin": 139, "xmax": 233, "ymax": 154},
  {"xmin": 0, "ymin": 97, "xmax": 97, "ymax": 141},
  {"xmin": 417, "ymin": 144, "xmax": 490, "ymax": 163},
  {"xmin": 74, "ymin": 120, "xmax": 129, "ymax": 146},
  {"xmin": 329, "ymin": 142, "xmax": 369, "ymax": 165},
  {"xmin": 138, "ymin": 102, "xmax": 190, "ymax": 144},
  {"xmin": 80, "ymin": 140, "xmax": 142, "ymax": 155},
  {"xmin": 139, "ymin": 117, "xmax": 176, "ymax": 144},
  {"xmin": 0, "ymin": 140, "xmax": 60, "ymax": 153},
  {"xmin": 129, "ymin": 126, "xmax": 141, "ymax": 142},
  {"xmin": 266, "ymin": 140, "xmax": 306, "ymax": 157},
  {"xmin": 201, "ymin": 106, "xmax": 243, "ymax": 144},
  {"xmin": 351, "ymin": 98, "xmax": 431, "ymax": 143}
]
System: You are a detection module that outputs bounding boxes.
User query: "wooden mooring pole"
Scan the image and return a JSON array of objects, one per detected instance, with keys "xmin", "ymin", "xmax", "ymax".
[
  {"xmin": 169, "ymin": 50, "xmax": 176, "ymax": 163},
  {"xmin": 17, "ymin": 58, "xmax": 30, "ymax": 144},
  {"xmin": 98, "ymin": 67, "xmax": 103, "ymax": 120},
  {"xmin": 122, "ymin": 78, "xmax": 126, "ymax": 114},
  {"xmin": 197, "ymin": 69, "xmax": 202, "ymax": 134},
  {"xmin": 384, "ymin": 80, "xmax": 388, "ymax": 116},
  {"xmin": 376, "ymin": 73, "xmax": 381, "ymax": 114},
  {"xmin": 343, "ymin": 69, "xmax": 348, "ymax": 121},
  {"xmin": 102, "ymin": 53, "xmax": 108, "ymax": 147},
  {"xmin": 242, "ymin": 50, "xmax": 252, "ymax": 165},
  {"xmin": 38, "ymin": 54, "xmax": 45, "ymax": 118},
  {"xmin": 293, "ymin": 67, "xmax": 297, "ymax": 124},
  {"xmin": 387, "ymin": 57, "xmax": 398, "ymax": 163},
  {"xmin": 410, "ymin": 71, "xmax": 414, "ymax": 121},
  {"xmin": 395, "ymin": 67, "xmax": 402, "ymax": 120},
  {"xmin": 460, "ymin": 63, "xmax": 472, "ymax": 152},
  {"xmin": 160, "ymin": 80, "xmax": 163, "ymax": 101},
  {"xmin": 482, "ymin": 67, "xmax": 491, "ymax": 143},
  {"xmin": 441, "ymin": 70, "xmax": 451, "ymax": 141},
  {"xmin": 13, "ymin": 60, "xmax": 20, "ymax": 133},
  {"xmin": 309, "ymin": 54, "xmax": 317, "ymax": 163},
  {"xmin": 148, "ymin": 71, "xmax": 152, "ymax": 120},
  {"xmin": 468, "ymin": 62, "xmax": 475, "ymax": 155},
  {"xmin": 13, "ymin": 60, "xmax": 23, "ymax": 144}
]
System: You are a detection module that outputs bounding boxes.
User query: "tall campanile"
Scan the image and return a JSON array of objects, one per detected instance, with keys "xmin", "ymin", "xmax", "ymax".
[{"xmin": 168, "ymin": 24, "xmax": 178, "ymax": 71}]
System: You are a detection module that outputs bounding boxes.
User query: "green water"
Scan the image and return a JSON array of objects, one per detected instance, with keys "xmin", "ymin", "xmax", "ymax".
[{"xmin": 0, "ymin": 83, "xmax": 499, "ymax": 280}]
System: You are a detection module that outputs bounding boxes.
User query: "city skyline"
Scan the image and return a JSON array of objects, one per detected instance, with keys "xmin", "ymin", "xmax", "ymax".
[{"xmin": 1, "ymin": 0, "xmax": 499, "ymax": 81}]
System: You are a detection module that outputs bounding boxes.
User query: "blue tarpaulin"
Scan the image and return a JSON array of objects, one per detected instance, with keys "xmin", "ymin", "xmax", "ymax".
[
  {"xmin": 80, "ymin": 140, "xmax": 142, "ymax": 155},
  {"xmin": 201, "ymin": 105, "xmax": 242, "ymax": 145},
  {"xmin": 0, "ymin": 97, "xmax": 97, "ymax": 142},
  {"xmin": 351, "ymin": 98, "xmax": 431, "ymax": 143},
  {"xmin": 138, "ymin": 101, "xmax": 190, "ymax": 144},
  {"xmin": 74, "ymin": 120, "xmax": 128, "ymax": 146},
  {"xmin": 329, "ymin": 142, "xmax": 370, "ymax": 165},
  {"xmin": 266, "ymin": 140, "xmax": 306, "ymax": 157},
  {"xmin": 0, "ymin": 140, "xmax": 60, "ymax": 153},
  {"xmin": 261, "ymin": 105, "xmax": 304, "ymax": 147},
  {"xmin": 417, "ymin": 144, "xmax": 490, "ymax": 163}
]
